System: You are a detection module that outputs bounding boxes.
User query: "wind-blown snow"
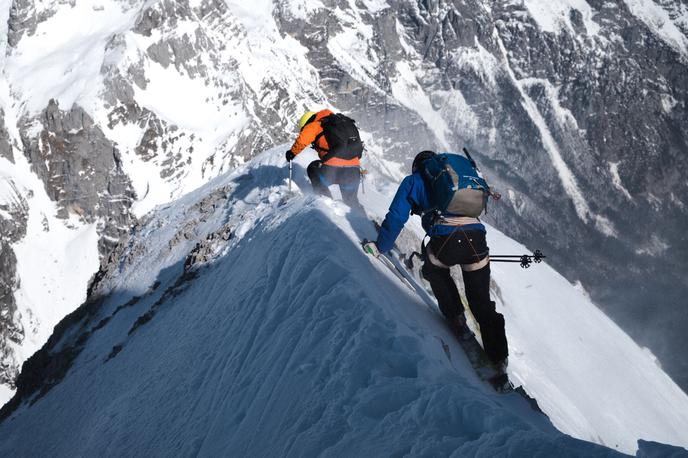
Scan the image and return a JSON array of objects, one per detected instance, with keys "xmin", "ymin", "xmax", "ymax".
[
  {"xmin": 0, "ymin": 0, "xmax": 336, "ymax": 404},
  {"xmin": 1, "ymin": 148, "xmax": 687, "ymax": 456},
  {"xmin": 0, "ymin": 1, "xmax": 687, "ymax": 454},
  {"xmin": 364, "ymin": 164, "xmax": 688, "ymax": 454}
]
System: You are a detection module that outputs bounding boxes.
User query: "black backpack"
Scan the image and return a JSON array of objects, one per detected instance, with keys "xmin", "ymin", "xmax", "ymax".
[{"xmin": 315, "ymin": 113, "xmax": 364, "ymax": 160}]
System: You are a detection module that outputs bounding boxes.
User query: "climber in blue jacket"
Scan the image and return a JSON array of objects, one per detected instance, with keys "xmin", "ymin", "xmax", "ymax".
[{"xmin": 364, "ymin": 151, "xmax": 509, "ymax": 388}]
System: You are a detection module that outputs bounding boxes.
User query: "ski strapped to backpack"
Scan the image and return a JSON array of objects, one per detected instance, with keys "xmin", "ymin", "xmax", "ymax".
[
  {"xmin": 314, "ymin": 113, "xmax": 364, "ymax": 161},
  {"xmin": 416, "ymin": 148, "xmax": 500, "ymax": 217}
]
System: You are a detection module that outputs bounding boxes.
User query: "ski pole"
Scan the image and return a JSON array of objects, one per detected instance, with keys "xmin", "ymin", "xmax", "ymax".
[
  {"xmin": 490, "ymin": 250, "xmax": 546, "ymax": 269},
  {"xmin": 360, "ymin": 168, "xmax": 367, "ymax": 195},
  {"xmin": 490, "ymin": 250, "xmax": 545, "ymax": 260},
  {"xmin": 490, "ymin": 258, "xmax": 536, "ymax": 268},
  {"xmin": 288, "ymin": 161, "xmax": 293, "ymax": 192}
]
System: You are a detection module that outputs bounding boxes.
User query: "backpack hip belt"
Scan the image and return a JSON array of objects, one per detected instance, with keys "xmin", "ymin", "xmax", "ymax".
[{"xmin": 435, "ymin": 215, "xmax": 482, "ymax": 227}]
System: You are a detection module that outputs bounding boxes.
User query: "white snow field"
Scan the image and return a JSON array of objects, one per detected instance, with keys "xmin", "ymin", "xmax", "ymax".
[{"xmin": 0, "ymin": 149, "xmax": 687, "ymax": 457}]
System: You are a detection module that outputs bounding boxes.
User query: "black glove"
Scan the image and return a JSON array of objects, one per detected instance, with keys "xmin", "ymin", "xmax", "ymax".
[{"xmin": 285, "ymin": 150, "xmax": 296, "ymax": 162}]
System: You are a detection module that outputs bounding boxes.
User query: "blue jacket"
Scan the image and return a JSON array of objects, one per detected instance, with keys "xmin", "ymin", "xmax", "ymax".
[{"xmin": 376, "ymin": 172, "xmax": 485, "ymax": 253}]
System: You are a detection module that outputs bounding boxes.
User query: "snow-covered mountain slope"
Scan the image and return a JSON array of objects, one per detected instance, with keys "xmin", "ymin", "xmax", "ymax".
[
  {"xmin": 0, "ymin": 151, "xmax": 100, "ymax": 401},
  {"xmin": 1, "ymin": 149, "xmax": 687, "ymax": 456},
  {"xmin": 1, "ymin": 0, "xmax": 688, "ymax": 409}
]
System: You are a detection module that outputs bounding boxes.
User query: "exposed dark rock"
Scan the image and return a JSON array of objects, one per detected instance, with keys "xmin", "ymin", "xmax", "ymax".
[
  {"xmin": 184, "ymin": 223, "xmax": 233, "ymax": 270},
  {"xmin": 0, "ymin": 242, "xmax": 22, "ymax": 388},
  {"xmin": 0, "ymin": 294, "xmax": 103, "ymax": 421},
  {"xmin": 7, "ymin": 0, "xmax": 48, "ymax": 47},
  {"xmin": 0, "ymin": 183, "xmax": 28, "ymax": 388},
  {"xmin": 0, "ymin": 108, "xmax": 12, "ymax": 162},
  {"xmin": 127, "ymin": 267, "xmax": 198, "ymax": 337},
  {"xmin": 105, "ymin": 344, "xmax": 122, "ymax": 361},
  {"xmin": 20, "ymin": 100, "xmax": 137, "ymax": 255}
]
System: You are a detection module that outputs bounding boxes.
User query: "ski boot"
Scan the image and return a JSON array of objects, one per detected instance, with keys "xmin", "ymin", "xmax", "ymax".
[{"xmin": 488, "ymin": 359, "xmax": 514, "ymax": 393}]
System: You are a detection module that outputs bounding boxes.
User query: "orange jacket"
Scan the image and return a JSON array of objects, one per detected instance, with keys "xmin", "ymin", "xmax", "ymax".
[{"xmin": 289, "ymin": 109, "xmax": 361, "ymax": 167}]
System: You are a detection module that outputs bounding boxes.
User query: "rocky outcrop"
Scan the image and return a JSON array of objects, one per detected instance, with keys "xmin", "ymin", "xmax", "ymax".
[
  {"xmin": 0, "ymin": 184, "xmax": 28, "ymax": 388},
  {"xmin": 0, "ymin": 109, "xmax": 12, "ymax": 162},
  {"xmin": 0, "ymin": 242, "xmax": 22, "ymax": 388},
  {"xmin": 20, "ymin": 100, "xmax": 136, "ymax": 254}
]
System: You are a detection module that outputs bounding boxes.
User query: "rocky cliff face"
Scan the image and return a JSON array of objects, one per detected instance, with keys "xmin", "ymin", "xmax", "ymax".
[
  {"xmin": 0, "ymin": 109, "xmax": 10, "ymax": 161},
  {"xmin": 0, "ymin": 184, "xmax": 26, "ymax": 388},
  {"xmin": 20, "ymin": 100, "xmax": 137, "ymax": 253},
  {"xmin": 0, "ymin": 0, "xmax": 686, "ymax": 397}
]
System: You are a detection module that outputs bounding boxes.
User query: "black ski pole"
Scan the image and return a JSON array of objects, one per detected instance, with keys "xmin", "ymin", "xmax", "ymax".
[{"xmin": 490, "ymin": 250, "xmax": 546, "ymax": 268}]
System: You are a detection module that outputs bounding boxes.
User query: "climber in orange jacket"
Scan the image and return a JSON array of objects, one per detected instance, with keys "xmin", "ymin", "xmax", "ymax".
[{"xmin": 285, "ymin": 109, "xmax": 364, "ymax": 208}]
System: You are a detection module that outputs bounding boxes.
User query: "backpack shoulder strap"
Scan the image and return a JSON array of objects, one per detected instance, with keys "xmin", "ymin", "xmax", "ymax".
[
  {"xmin": 462, "ymin": 147, "xmax": 478, "ymax": 169},
  {"xmin": 313, "ymin": 131, "xmax": 327, "ymax": 150},
  {"xmin": 311, "ymin": 114, "xmax": 333, "ymax": 151}
]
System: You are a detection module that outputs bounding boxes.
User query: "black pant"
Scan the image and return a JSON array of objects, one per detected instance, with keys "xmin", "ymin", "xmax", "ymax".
[
  {"xmin": 307, "ymin": 160, "xmax": 361, "ymax": 208},
  {"xmin": 421, "ymin": 229, "xmax": 508, "ymax": 364}
]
